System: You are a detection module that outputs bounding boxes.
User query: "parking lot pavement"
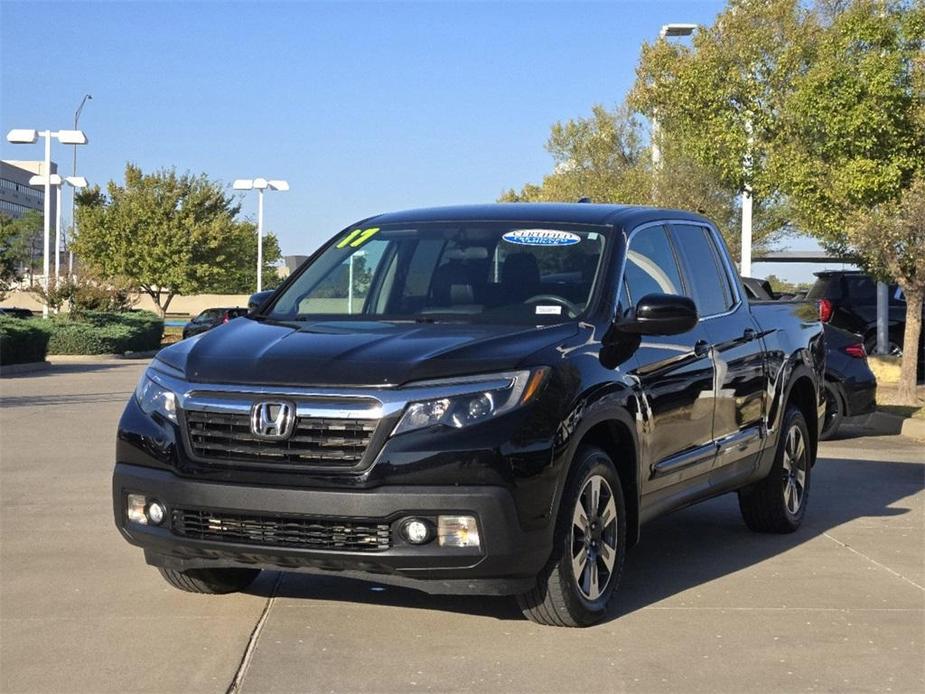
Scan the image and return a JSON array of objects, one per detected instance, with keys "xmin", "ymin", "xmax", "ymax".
[{"xmin": 2, "ymin": 362, "xmax": 923, "ymax": 693}]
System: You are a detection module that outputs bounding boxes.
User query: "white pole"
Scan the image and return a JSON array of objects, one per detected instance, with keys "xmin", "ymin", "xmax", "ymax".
[
  {"xmin": 348, "ymin": 255, "xmax": 354, "ymax": 314},
  {"xmin": 55, "ymin": 184, "xmax": 62, "ymax": 282},
  {"xmin": 651, "ymin": 112, "xmax": 661, "ymax": 171},
  {"xmin": 740, "ymin": 185, "xmax": 753, "ymax": 277},
  {"xmin": 42, "ymin": 131, "xmax": 52, "ymax": 319},
  {"xmin": 740, "ymin": 116, "xmax": 754, "ymax": 277},
  {"xmin": 257, "ymin": 188, "xmax": 264, "ymax": 293}
]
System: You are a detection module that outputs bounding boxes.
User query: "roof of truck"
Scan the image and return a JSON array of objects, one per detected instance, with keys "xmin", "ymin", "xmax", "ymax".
[{"xmin": 365, "ymin": 203, "xmax": 712, "ymax": 229}]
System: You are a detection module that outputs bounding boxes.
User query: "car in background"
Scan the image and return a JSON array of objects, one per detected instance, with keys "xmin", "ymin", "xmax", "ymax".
[
  {"xmin": 807, "ymin": 270, "xmax": 924, "ymax": 359},
  {"xmin": 742, "ymin": 276, "xmax": 876, "ymax": 439},
  {"xmin": 181, "ymin": 308, "xmax": 248, "ymax": 339},
  {"xmin": 0, "ymin": 307, "xmax": 34, "ymax": 319},
  {"xmin": 821, "ymin": 324, "xmax": 877, "ymax": 439}
]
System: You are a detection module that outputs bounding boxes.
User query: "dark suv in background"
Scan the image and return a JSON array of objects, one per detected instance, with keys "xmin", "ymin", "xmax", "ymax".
[{"xmin": 807, "ymin": 270, "xmax": 924, "ymax": 361}]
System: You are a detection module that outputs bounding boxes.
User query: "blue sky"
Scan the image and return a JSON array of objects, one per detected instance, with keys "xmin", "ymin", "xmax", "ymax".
[{"xmin": 1, "ymin": 0, "xmax": 844, "ymax": 282}]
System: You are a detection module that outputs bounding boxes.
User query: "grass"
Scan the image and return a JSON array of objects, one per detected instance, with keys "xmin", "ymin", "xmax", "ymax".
[{"xmin": 162, "ymin": 326, "xmax": 183, "ymax": 346}]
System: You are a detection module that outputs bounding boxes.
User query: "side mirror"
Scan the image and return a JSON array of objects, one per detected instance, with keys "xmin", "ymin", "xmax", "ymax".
[{"xmin": 616, "ymin": 293, "xmax": 698, "ymax": 336}]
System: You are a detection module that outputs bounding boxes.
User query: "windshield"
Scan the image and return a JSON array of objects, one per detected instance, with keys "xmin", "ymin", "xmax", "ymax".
[{"xmin": 267, "ymin": 222, "xmax": 609, "ymax": 324}]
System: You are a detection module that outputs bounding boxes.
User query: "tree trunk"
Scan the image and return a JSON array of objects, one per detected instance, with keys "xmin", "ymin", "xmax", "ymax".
[
  {"xmin": 897, "ymin": 287, "xmax": 923, "ymax": 405},
  {"xmin": 161, "ymin": 292, "xmax": 176, "ymax": 317}
]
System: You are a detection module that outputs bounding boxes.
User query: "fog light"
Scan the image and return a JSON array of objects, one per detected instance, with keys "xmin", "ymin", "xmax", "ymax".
[
  {"xmin": 400, "ymin": 518, "xmax": 433, "ymax": 545},
  {"xmin": 438, "ymin": 515, "xmax": 480, "ymax": 548},
  {"xmin": 146, "ymin": 500, "xmax": 165, "ymax": 526},
  {"xmin": 127, "ymin": 494, "xmax": 148, "ymax": 525}
]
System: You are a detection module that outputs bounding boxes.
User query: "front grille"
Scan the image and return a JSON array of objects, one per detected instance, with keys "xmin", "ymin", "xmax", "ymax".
[
  {"xmin": 171, "ymin": 508, "xmax": 391, "ymax": 552},
  {"xmin": 183, "ymin": 410, "xmax": 377, "ymax": 468}
]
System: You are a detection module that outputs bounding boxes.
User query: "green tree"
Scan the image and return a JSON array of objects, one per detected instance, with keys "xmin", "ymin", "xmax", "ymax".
[
  {"xmin": 74, "ymin": 164, "xmax": 274, "ymax": 315},
  {"xmin": 0, "ymin": 210, "xmax": 43, "ymax": 288},
  {"xmin": 501, "ymin": 103, "xmax": 788, "ymax": 260},
  {"xmin": 218, "ymin": 221, "xmax": 284, "ymax": 293},
  {"xmin": 847, "ymin": 177, "xmax": 925, "ymax": 403},
  {"xmin": 772, "ymin": 0, "xmax": 924, "ymax": 402},
  {"xmin": 630, "ymin": 0, "xmax": 815, "ymax": 200}
]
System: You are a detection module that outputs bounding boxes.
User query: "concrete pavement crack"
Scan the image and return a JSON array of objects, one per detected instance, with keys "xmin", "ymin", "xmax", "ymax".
[
  {"xmin": 226, "ymin": 571, "xmax": 283, "ymax": 694},
  {"xmin": 823, "ymin": 531, "xmax": 925, "ymax": 592}
]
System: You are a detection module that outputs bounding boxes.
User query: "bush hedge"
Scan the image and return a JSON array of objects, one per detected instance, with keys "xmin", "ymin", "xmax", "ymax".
[
  {"xmin": 46, "ymin": 310, "xmax": 164, "ymax": 355},
  {"xmin": 0, "ymin": 317, "xmax": 51, "ymax": 366},
  {"xmin": 0, "ymin": 310, "xmax": 163, "ymax": 365}
]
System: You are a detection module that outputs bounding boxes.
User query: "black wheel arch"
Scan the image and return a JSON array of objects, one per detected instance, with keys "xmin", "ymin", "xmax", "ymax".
[{"xmin": 550, "ymin": 398, "xmax": 640, "ymax": 549}]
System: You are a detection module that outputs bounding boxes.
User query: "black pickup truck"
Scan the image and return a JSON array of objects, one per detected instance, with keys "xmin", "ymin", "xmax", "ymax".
[{"xmin": 114, "ymin": 204, "xmax": 824, "ymax": 627}]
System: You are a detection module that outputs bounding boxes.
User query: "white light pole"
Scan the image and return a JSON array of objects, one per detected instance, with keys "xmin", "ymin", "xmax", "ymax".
[
  {"xmin": 652, "ymin": 24, "xmax": 697, "ymax": 173},
  {"xmin": 740, "ymin": 117, "xmax": 754, "ymax": 277},
  {"xmin": 31, "ymin": 175, "xmax": 87, "ymax": 283},
  {"xmin": 70, "ymin": 94, "xmax": 92, "ymax": 277},
  {"xmin": 232, "ymin": 178, "xmax": 289, "ymax": 292},
  {"xmin": 6, "ymin": 128, "xmax": 88, "ymax": 317},
  {"xmin": 347, "ymin": 250, "xmax": 366, "ymax": 314}
]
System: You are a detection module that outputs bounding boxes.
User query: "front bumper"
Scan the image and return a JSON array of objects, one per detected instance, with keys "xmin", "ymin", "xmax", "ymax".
[{"xmin": 113, "ymin": 463, "xmax": 550, "ymax": 595}]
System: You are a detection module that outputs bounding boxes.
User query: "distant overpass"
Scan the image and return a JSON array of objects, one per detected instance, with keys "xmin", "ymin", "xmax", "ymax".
[{"xmin": 752, "ymin": 250, "xmax": 857, "ymax": 264}]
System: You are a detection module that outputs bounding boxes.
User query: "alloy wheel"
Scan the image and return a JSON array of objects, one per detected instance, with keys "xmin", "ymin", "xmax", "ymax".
[
  {"xmin": 571, "ymin": 474, "xmax": 618, "ymax": 601},
  {"xmin": 781, "ymin": 425, "xmax": 807, "ymax": 514}
]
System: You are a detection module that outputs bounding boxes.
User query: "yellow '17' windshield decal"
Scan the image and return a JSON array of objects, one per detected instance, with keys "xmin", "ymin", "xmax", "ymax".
[{"xmin": 336, "ymin": 227, "xmax": 380, "ymax": 249}]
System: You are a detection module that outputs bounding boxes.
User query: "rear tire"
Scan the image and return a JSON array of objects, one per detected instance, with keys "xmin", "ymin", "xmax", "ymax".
[
  {"xmin": 517, "ymin": 445, "xmax": 626, "ymax": 627},
  {"xmin": 738, "ymin": 406, "xmax": 811, "ymax": 533},
  {"xmin": 819, "ymin": 381, "xmax": 842, "ymax": 441},
  {"xmin": 157, "ymin": 567, "xmax": 260, "ymax": 594}
]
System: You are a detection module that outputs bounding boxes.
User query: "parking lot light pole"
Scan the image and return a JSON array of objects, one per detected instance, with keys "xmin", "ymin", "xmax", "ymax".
[
  {"xmin": 232, "ymin": 178, "xmax": 289, "ymax": 292},
  {"xmin": 70, "ymin": 94, "xmax": 92, "ymax": 278},
  {"xmin": 6, "ymin": 128, "xmax": 88, "ymax": 317},
  {"xmin": 31, "ymin": 175, "xmax": 88, "ymax": 283},
  {"xmin": 652, "ymin": 24, "xmax": 697, "ymax": 174}
]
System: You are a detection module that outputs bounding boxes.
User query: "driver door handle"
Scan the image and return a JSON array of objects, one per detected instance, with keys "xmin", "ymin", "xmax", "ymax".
[
  {"xmin": 694, "ymin": 340, "xmax": 711, "ymax": 357},
  {"xmin": 742, "ymin": 328, "xmax": 757, "ymax": 342}
]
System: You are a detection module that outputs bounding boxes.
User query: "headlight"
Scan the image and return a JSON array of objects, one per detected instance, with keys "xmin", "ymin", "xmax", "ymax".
[
  {"xmin": 392, "ymin": 368, "xmax": 548, "ymax": 436},
  {"xmin": 134, "ymin": 367, "xmax": 178, "ymax": 423}
]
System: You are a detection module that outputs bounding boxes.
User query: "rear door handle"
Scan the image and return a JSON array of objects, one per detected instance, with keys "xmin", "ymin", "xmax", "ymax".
[
  {"xmin": 694, "ymin": 340, "xmax": 711, "ymax": 357},
  {"xmin": 742, "ymin": 328, "xmax": 757, "ymax": 342}
]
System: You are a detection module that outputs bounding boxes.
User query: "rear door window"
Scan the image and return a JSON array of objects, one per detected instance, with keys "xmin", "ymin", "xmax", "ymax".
[{"xmin": 669, "ymin": 224, "xmax": 735, "ymax": 317}]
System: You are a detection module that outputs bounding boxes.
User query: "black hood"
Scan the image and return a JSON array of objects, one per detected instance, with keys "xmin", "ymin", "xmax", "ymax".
[{"xmin": 157, "ymin": 317, "xmax": 578, "ymax": 387}]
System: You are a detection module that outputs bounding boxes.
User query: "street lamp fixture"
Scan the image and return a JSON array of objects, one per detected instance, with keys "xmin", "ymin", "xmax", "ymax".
[
  {"xmin": 233, "ymin": 177, "xmax": 289, "ymax": 292},
  {"xmin": 659, "ymin": 23, "xmax": 697, "ymax": 38},
  {"xmin": 6, "ymin": 127, "xmax": 89, "ymax": 317}
]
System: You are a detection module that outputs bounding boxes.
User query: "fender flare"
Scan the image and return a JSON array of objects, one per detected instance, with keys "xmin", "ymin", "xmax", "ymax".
[{"xmin": 545, "ymin": 384, "xmax": 641, "ymax": 544}]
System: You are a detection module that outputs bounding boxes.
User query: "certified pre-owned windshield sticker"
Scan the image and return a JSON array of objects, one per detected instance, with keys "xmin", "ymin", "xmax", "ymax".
[
  {"xmin": 535, "ymin": 305, "xmax": 563, "ymax": 315},
  {"xmin": 336, "ymin": 227, "xmax": 380, "ymax": 249},
  {"xmin": 502, "ymin": 229, "xmax": 581, "ymax": 247}
]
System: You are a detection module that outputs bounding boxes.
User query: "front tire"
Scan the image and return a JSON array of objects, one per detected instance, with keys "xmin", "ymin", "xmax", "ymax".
[
  {"xmin": 738, "ymin": 406, "xmax": 811, "ymax": 533},
  {"xmin": 517, "ymin": 445, "xmax": 626, "ymax": 627},
  {"xmin": 157, "ymin": 567, "xmax": 260, "ymax": 594}
]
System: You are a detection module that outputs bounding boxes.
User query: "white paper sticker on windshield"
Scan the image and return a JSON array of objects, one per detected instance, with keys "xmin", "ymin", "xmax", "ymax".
[
  {"xmin": 536, "ymin": 305, "xmax": 563, "ymax": 315},
  {"xmin": 503, "ymin": 229, "xmax": 581, "ymax": 247}
]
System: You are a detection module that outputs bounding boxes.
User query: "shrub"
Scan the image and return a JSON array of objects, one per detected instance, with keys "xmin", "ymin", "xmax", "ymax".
[
  {"xmin": 46, "ymin": 310, "xmax": 164, "ymax": 355},
  {"xmin": 0, "ymin": 317, "xmax": 51, "ymax": 365}
]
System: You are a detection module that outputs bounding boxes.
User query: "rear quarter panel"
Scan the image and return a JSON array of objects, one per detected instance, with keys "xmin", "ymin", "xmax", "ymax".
[{"xmin": 749, "ymin": 300, "xmax": 825, "ymax": 457}]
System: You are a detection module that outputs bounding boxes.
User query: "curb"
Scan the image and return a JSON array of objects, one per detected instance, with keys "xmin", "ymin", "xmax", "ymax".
[
  {"xmin": 0, "ymin": 361, "xmax": 52, "ymax": 377},
  {"xmin": 866, "ymin": 410, "xmax": 925, "ymax": 442},
  {"xmin": 47, "ymin": 350, "xmax": 160, "ymax": 362},
  {"xmin": 900, "ymin": 417, "xmax": 925, "ymax": 442}
]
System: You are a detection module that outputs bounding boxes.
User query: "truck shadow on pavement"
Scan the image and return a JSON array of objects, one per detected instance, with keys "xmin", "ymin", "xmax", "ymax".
[{"xmin": 248, "ymin": 454, "xmax": 923, "ymax": 625}]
